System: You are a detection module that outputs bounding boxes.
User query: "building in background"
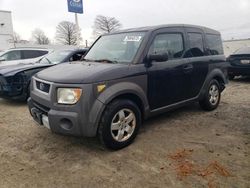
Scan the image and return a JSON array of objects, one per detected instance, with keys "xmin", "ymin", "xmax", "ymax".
[
  {"xmin": 223, "ymin": 39, "xmax": 250, "ymax": 57},
  {"xmin": 0, "ymin": 10, "xmax": 14, "ymax": 50}
]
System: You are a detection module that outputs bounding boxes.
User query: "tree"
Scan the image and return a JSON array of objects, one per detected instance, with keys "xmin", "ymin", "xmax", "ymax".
[
  {"xmin": 32, "ymin": 28, "xmax": 50, "ymax": 45},
  {"xmin": 93, "ymin": 15, "xmax": 122, "ymax": 37},
  {"xmin": 12, "ymin": 31, "xmax": 21, "ymax": 43},
  {"xmin": 55, "ymin": 21, "xmax": 81, "ymax": 45}
]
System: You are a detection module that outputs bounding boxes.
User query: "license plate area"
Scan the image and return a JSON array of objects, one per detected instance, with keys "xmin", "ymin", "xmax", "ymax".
[
  {"xmin": 31, "ymin": 108, "xmax": 50, "ymax": 129},
  {"xmin": 241, "ymin": 60, "xmax": 250, "ymax": 64}
]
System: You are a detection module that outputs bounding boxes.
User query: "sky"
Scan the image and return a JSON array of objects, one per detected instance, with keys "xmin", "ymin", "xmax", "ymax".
[{"xmin": 1, "ymin": 0, "xmax": 250, "ymax": 44}]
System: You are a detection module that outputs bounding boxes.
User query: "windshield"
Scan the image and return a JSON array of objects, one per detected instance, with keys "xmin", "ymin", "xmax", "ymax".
[
  {"xmin": 39, "ymin": 50, "xmax": 71, "ymax": 64},
  {"xmin": 84, "ymin": 32, "xmax": 146, "ymax": 64}
]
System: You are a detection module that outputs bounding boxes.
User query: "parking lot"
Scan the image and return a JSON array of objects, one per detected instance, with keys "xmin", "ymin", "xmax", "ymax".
[{"xmin": 0, "ymin": 78, "xmax": 249, "ymax": 188}]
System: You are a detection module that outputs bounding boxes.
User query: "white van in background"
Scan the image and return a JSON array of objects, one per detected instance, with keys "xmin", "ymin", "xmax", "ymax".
[{"xmin": 0, "ymin": 48, "xmax": 52, "ymax": 67}]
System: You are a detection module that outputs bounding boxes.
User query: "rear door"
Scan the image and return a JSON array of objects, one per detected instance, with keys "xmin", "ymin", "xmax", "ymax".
[
  {"xmin": 146, "ymin": 27, "xmax": 194, "ymax": 110},
  {"xmin": 184, "ymin": 27, "xmax": 209, "ymax": 98}
]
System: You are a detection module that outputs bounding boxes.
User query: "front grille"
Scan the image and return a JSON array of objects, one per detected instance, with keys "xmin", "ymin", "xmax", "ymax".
[{"xmin": 36, "ymin": 80, "xmax": 50, "ymax": 93}]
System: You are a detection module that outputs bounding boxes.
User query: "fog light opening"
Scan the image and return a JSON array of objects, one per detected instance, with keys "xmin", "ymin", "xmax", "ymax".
[{"xmin": 60, "ymin": 118, "xmax": 73, "ymax": 130}]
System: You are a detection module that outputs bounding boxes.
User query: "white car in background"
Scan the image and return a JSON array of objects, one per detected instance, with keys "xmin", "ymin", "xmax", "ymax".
[{"xmin": 0, "ymin": 48, "xmax": 52, "ymax": 67}]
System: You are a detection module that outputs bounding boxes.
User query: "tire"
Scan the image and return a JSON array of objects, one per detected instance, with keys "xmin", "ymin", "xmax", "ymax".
[
  {"xmin": 199, "ymin": 79, "xmax": 221, "ymax": 111},
  {"xmin": 98, "ymin": 99, "xmax": 141, "ymax": 150}
]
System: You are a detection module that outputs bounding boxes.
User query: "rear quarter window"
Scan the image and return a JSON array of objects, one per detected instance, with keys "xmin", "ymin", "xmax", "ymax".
[{"xmin": 206, "ymin": 34, "xmax": 224, "ymax": 55}]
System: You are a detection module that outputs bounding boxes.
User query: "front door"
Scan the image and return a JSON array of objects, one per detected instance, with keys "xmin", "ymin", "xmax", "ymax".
[{"xmin": 146, "ymin": 28, "xmax": 194, "ymax": 110}]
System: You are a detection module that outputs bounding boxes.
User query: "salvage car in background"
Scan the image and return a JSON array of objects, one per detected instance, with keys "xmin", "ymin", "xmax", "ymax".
[
  {"xmin": 0, "ymin": 49, "xmax": 87, "ymax": 101},
  {"xmin": 227, "ymin": 47, "xmax": 250, "ymax": 80},
  {"xmin": 0, "ymin": 48, "xmax": 51, "ymax": 67}
]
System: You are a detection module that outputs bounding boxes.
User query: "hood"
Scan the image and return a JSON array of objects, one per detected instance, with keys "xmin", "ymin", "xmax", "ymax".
[
  {"xmin": 0, "ymin": 63, "xmax": 52, "ymax": 76},
  {"xmin": 36, "ymin": 62, "xmax": 136, "ymax": 84}
]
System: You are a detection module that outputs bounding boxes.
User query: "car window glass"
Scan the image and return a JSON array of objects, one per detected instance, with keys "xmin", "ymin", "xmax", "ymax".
[
  {"xmin": 206, "ymin": 34, "xmax": 224, "ymax": 55},
  {"xmin": 1, "ymin": 50, "xmax": 22, "ymax": 61},
  {"xmin": 38, "ymin": 50, "xmax": 49, "ymax": 56},
  {"xmin": 84, "ymin": 32, "xmax": 145, "ymax": 64},
  {"xmin": 71, "ymin": 52, "xmax": 85, "ymax": 61},
  {"xmin": 39, "ymin": 50, "xmax": 72, "ymax": 64},
  {"xmin": 186, "ymin": 33, "xmax": 204, "ymax": 57},
  {"xmin": 148, "ymin": 33, "xmax": 184, "ymax": 60},
  {"xmin": 22, "ymin": 50, "xmax": 47, "ymax": 59}
]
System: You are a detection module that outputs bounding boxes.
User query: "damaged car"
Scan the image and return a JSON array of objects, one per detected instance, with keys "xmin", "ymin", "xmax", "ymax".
[
  {"xmin": 227, "ymin": 47, "xmax": 250, "ymax": 80},
  {"xmin": 0, "ymin": 49, "xmax": 87, "ymax": 101}
]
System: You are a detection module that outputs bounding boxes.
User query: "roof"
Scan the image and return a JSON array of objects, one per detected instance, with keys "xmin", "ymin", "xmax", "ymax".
[
  {"xmin": 113, "ymin": 24, "xmax": 220, "ymax": 35},
  {"xmin": 8, "ymin": 47, "xmax": 51, "ymax": 51}
]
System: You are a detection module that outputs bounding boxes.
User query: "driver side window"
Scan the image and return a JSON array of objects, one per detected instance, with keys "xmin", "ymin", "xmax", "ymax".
[{"xmin": 149, "ymin": 33, "xmax": 184, "ymax": 60}]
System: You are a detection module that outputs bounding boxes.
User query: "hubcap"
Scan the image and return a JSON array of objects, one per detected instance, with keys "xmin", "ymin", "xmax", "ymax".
[
  {"xmin": 110, "ymin": 108, "xmax": 136, "ymax": 142},
  {"xmin": 209, "ymin": 84, "xmax": 219, "ymax": 105}
]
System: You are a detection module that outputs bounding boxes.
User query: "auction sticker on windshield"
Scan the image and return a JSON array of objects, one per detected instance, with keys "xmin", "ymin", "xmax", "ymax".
[{"xmin": 123, "ymin": 36, "xmax": 142, "ymax": 42}]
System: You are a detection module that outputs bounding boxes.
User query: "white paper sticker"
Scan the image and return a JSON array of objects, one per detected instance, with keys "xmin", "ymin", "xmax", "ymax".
[{"xmin": 123, "ymin": 36, "xmax": 142, "ymax": 42}]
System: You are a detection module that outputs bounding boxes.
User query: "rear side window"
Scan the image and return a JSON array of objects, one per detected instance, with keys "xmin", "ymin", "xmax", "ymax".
[
  {"xmin": 38, "ymin": 50, "xmax": 49, "ymax": 56},
  {"xmin": 22, "ymin": 50, "xmax": 48, "ymax": 59},
  {"xmin": 1, "ymin": 50, "xmax": 22, "ymax": 61},
  {"xmin": 206, "ymin": 34, "xmax": 224, "ymax": 55},
  {"xmin": 187, "ymin": 33, "xmax": 204, "ymax": 57},
  {"xmin": 149, "ymin": 33, "xmax": 184, "ymax": 60}
]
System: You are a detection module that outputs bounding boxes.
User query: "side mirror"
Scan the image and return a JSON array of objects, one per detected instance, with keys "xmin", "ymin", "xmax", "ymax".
[
  {"xmin": 0, "ymin": 57, "xmax": 6, "ymax": 62},
  {"xmin": 148, "ymin": 53, "xmax": 168, "ymax": 62}
]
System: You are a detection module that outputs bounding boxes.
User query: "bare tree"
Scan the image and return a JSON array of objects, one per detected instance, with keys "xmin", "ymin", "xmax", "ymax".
[
  {"xmin": 32, "ymin": 28, "xmax": 50, "ymax": 45},
  {"xmin": 55, "ymin": 21, "xmax": 81, "ymax": 45},
  {"xmin": 93, "ymin": 15, "xmax": 122, "ymax": 37},
  {"xmin": 12, "ymin": 31, "xmax": 21, "ymax": 43}
]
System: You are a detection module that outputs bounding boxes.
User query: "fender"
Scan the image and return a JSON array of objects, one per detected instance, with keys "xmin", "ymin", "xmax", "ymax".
[
  {"xmin": 199, "ymin": 67, "xmax": 228, "ymax": 100},
  {"xmin": 88, "ymin": 81, "xmax": 150, "ymax": 136}
]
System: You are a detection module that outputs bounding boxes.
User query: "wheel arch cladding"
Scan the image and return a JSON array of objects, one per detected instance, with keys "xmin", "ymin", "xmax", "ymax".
[
  {"xmin": 199, "ymin": 68, "xmax": 227, "ymax": 99},
  {"xmin": 92, "ymin": 82, "xmax": 149, "ymax": 133}
]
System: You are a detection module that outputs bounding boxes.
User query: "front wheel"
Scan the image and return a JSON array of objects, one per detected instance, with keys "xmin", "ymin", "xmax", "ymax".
[
  {"xmin": 98, "ymin": 99, "xmax": 141, "ymax": 150},
  {"xmin": 199, "ymin": 79, "xmax": 221, "ymax": 111}
]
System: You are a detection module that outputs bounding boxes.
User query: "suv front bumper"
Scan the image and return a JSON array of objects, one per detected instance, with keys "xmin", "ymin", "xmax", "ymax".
[
  {"xmin": 28, "ymin": 98, "xmax": 85, "ymax": 136},
  {"xmin": 28, "ymin": 75, "xmax": 107, "ymax": 137}
]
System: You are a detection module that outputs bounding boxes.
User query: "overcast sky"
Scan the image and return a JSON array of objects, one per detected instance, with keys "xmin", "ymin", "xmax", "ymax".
[{"xmin": 1, "ymin": 0, "xmax": 250, "ymax": 43}]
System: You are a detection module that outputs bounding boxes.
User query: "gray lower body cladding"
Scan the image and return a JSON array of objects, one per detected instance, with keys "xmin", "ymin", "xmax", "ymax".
[{"xmin": 28, "ymin": 97, "xmax": 104, "ymax": 137}]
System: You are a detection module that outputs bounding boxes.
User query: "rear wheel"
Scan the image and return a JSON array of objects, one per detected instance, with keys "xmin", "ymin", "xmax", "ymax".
[
  {"xmin": 98, "ymin": 99, "xmax": 141, "ymax": 150},
  {"xmin": 199, "ymin": 79, "xmax": 221, "ymax": 111}
]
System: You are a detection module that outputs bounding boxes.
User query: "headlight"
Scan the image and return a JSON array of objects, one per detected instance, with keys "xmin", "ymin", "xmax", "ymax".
[{"xmin": 57, "ymin": 88, "xmax": 82, "ymax": 104}]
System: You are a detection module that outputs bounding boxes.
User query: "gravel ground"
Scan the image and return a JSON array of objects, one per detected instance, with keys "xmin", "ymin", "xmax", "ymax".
[{"xmin": 0, "ymin": 78, "xmax": 249, "ymax": 188}]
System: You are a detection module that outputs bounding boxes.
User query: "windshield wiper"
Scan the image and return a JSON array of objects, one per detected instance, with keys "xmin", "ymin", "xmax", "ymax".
[
  {"xmin": 94, "ymin": 59, "xmax": 118, "ymax": 64},
  {"xmin": 45, "ymin": 57, "xmax": 52, "ymax": 64}
]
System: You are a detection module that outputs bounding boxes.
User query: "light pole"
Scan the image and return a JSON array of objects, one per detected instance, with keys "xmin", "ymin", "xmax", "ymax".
[{"xmin": 75, "ymin": 13, "xmax": 80, "ymax": 46}]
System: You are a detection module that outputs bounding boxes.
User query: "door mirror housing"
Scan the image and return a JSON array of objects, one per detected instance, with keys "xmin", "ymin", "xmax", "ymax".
[{"xmin": 148, "ymin": 53, "xmax": 168, "ymax": 62}]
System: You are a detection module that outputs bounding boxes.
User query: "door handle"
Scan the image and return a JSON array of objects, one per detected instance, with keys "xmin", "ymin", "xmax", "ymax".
[{"xmin": 183, "ymin": 64, "xmax": 193, "ymax": 73}]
